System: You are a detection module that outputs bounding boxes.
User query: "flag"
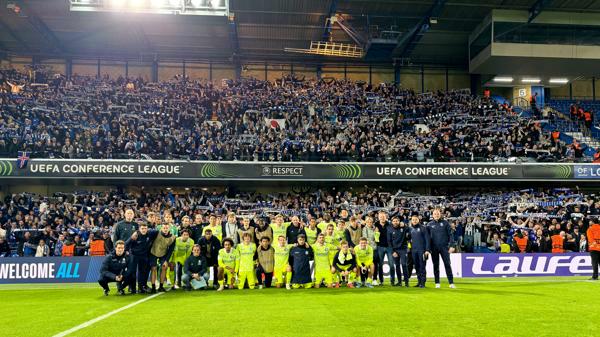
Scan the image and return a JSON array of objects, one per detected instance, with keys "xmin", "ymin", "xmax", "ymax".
[
  {"xmin": 17, "ymin": 151, "xmax": 30, "ymax": 169},
  {"xmin": 265, "ymin": 118, "xmax": 286, "ymax": 129}
]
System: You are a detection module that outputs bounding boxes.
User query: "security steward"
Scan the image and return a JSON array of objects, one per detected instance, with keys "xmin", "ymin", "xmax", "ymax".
[{"xmin": 587, "ymin": 222, "xmax": 600, "ymax": 280}]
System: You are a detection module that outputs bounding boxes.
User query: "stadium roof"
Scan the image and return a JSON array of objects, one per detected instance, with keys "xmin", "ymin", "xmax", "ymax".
[{"xmin": 1, "ymin": 0, "xmax": 600, "ymax": 66}]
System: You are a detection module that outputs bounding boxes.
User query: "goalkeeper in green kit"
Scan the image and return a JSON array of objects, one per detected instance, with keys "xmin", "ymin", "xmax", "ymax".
[{"xmin": 169, "ymin": 229, "xmax": 194, "ymax": 290}]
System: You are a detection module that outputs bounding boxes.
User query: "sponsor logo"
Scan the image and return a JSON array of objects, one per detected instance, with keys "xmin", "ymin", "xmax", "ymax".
[
  {"xmin": 463, "ymin": 254, "xmax": 592, "ymax": 277},
  {"xmin": 262, "ymin": 166, "xmax": 271, "ymax": 176},
  {"xmin": 0, "ymin": 160, "xmax": 13, "ymax": 176}
]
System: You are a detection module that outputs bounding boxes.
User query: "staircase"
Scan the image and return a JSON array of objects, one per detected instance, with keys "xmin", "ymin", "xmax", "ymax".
[{"xmin": 565, "ymin": 132, "xmax": 600, "ymax": 150}]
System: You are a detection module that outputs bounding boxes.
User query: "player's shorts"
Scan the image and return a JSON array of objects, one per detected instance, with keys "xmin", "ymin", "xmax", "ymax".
[
  {"xmin": 273, "ymin": 267, "xmax": 289, "ymax": 284},
  {"xmin": 292, "ymin": 283, "xmax": 313, "ymax": 289},
  {"xmin": 360, "ymin": 262, "xmax": 374, "ymax": 269},
  {"xmin": 314, "ymin": 268, "xmax": 333, "ymax": 285},
  {"xmin": 335, "ymin": 264, "xmax": 353, "ymax": 271},
  {"xmin": 237, "ymin": 270, "xmax": 256, "ymax": 289},
  {"xmin": 150, "ymin": 254, "xmax": 169, "ymax": 266},
  {"xmin": 220, "ymin": 266, "xmax": 235, "ymax": 282}
]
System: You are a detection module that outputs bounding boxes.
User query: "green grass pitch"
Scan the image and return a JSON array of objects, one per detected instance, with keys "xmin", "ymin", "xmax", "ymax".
[{"xmin": 1, "ymin": 277, "xmax": 598, "ymax": 337}]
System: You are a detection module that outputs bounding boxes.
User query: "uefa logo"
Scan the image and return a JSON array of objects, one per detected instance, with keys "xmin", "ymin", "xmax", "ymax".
[{"xmin": 262, "ymin": 166, "xmax": 271, "ymax": 176}]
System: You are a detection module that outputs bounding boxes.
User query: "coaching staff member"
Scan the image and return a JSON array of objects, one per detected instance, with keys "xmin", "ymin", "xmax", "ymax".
[
  {"xmin": 98, "ymin": 240, "xmax": 131, "ymax": 296},
  {"xmin": 125, "ymin": 222, "xmax": 158, "ymax": 294},
  {"xmin": 408, "ymin": 214, "xmax": 430, "ymax": 288},
  {"xmin": 427, "ymin": 208, "xmax": 456, "ymax": 289}
]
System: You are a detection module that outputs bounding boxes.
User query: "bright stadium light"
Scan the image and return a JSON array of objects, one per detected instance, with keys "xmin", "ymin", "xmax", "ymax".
[
  {"xmin": 549, "ymin": 78, "xmax": 569, "ymax": 84},
  {"xmin": 521, "ymin": 78, "xmax": 541, "ymax": 84},
  {"xmin": 69, "ymin": 0, "xmax": 228, "ymax": 15},
  {"xmin": 493, "ymin": 76, "xmax": 513, "ymax": 83}
]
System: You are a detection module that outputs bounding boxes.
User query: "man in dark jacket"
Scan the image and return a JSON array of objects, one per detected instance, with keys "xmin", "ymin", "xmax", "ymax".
[
  {"xmin": 103, "ymin": 231, "xmax": 114, "ymax": 255},
  {"xmin": 286, "ymin": 216, "xmax": 305, "ymax": 244},
  {"xmin": 408, "ymin": 214, "xmax": 430, "ymax": 288},
  {"xmin": 189, "ymin": 214, "xmax": 204, "ymax": 244},
  {"xmin": 375, "ymin": 211, "xmax": 395, "ymax": 286},
  {"xmin": 113, "ymin": 209, "xmax": 138, "ymax": 243},
  {"xmin": 426, "ymin": 209, "xmax": 456, "ymax": 289},
  {"xmin": 182, "ymin": 244, "xmax": 208, "ymax": 290},
  {"xmin": 98, "ymin": 240, "xmax": 131, "ymax": 296},
  {"xmin": 388, "ymin": 216, "xmax": 410, "ymax": 287},
  {"xmin": 0, "ymin": 236, "xmax": 11, "ymax": 257},
  {"xmin": 125, "ymin": 222, "xmax": 158, "ymax": 294},
  {"xmin": 198, "ymin": 228, "xmax": 221, "ymax": 288},
  {"xmin": 288, "ymin": 234, "xmax": 313, "ymax": 288}
]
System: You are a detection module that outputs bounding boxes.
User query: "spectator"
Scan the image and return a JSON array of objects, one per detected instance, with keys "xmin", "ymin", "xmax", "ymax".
[
  {"xmin": 35, "ymin": 239, "xmax": 50, "ymax": 257},
  {"xmin": 0, "ymin": 237, "xmax": 11, "ymax": 257}
]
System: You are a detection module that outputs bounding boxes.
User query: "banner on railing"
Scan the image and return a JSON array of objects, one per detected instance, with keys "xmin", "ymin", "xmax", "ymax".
[{"xmin": 0, "ymin": 159, "xmax": 599, "ymax": 181}]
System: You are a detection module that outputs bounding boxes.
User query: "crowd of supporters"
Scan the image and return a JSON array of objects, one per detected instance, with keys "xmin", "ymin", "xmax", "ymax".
[
  {"xmin": 0, "ymin": 67, "xmax": 588, "ymax": 162},
  {"xmin": 1, "ymin": 186, "xmax": 598, "ymax": 259}
]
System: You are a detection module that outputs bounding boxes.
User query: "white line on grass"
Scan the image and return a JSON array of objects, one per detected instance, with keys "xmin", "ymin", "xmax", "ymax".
[{"xmin": 52, "ymin": 292, "xmax": 163, "ymax": 337}]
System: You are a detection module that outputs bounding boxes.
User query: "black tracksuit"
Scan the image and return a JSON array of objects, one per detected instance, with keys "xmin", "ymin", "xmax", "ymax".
[
  {"xmin": 289, "ymin": 244, "xmax": 314, "ymax": 284},
  {"xmin": 198, "ymin": 236, "xmax": 221, "ymax": 286},
  {"xmin": 408, "ymin": 223, "xmax": 430, "ymax": 286},
  {"xmin": 388, "ymin": 224, "xmax": 410, "ymax": 285},
  {"xmin": 426, "ymin": 219, "xmax": 455, "ymax": 284},
  {"xmin": 189, "ymin": 224, "xmax": 204, "ymax": 244},
  {"xmin": 98, "ymin": 251, "xmax": 132, "ymax": 292},
  {"xmin": 125, "ymin": 230, "xmax": 158, "ymax": 290}
]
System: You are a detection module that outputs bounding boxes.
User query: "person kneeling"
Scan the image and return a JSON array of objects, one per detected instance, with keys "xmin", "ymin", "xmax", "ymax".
[
  {"xmin": 288, "ymin": 235, "xmax": 314, "ymax": 289},
  {"xmin": 182, "ymin": 244, "xmax": 209, "ymax": 291},
  {"xmin": 98, "ymin": 240, "xmax": 132, "ymax": 296},
  {"xmin": 332, "ymin": 241, "xmax": 357, "ymax": 288},
  {"xmin": 217, "ymin": 238, "xmax": 239, "ymax": 291}
]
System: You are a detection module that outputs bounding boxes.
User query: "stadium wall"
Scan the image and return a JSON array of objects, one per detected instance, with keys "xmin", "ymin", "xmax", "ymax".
[
  {"xmin": 549, "ymin": 78, "xmax": 600, "ymax": 100},
  {"xmin": 0, "ymin": 253, "xmax": 592, "ymax": 284}
]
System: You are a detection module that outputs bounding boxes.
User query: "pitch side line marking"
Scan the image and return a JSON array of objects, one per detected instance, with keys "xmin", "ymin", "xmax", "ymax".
[{"xmin": 52, "ymin": 292, "xmax": 163, "ymax": 337}]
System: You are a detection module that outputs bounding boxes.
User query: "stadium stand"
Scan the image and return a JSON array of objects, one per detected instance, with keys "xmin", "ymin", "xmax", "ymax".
[
  {"xmin": 0, "ymin": 68, "xmax": 593, "ymax": 162},
  {"xmin": 1, "ymin": 187, "xmax": 597, "ymax": 257}
]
